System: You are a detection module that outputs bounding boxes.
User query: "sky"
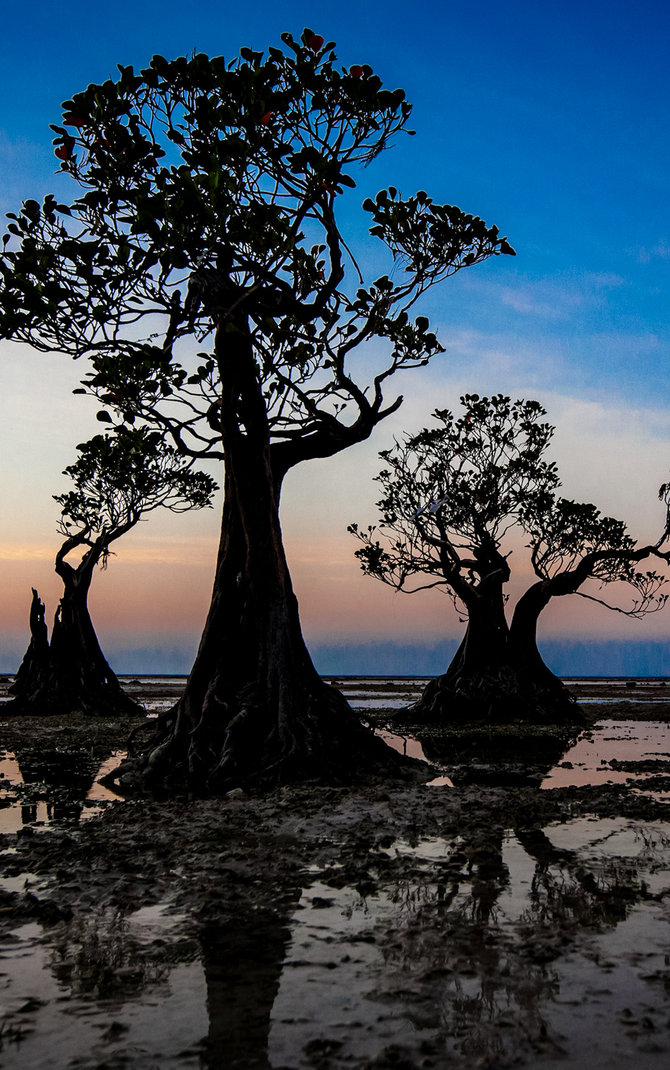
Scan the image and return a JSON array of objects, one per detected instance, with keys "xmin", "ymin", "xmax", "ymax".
[{"xmin": 1, "ymin": 0, "xmax": 670, "ymax": 674}]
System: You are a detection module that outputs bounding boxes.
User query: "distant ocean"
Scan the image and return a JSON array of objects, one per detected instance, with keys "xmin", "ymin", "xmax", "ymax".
[
  {"xmin": 3, "ymin": 637, "xmax": 670, "ymax": 678},
  {"xmin": 311, "ymin": 639, "xmax": 670, "ymax": 679}
]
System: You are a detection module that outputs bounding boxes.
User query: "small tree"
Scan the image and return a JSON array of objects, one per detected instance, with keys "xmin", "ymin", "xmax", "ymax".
[
  {"xmin": 10, "ymin": 427, "xmax": 216, "ymax": 715},
  {"xmin": 0, "ymin": 33, "xmax": 514, "ymax": 785},
  {"xmin": 351, "ymin": 395, "xmax": 669, "ymax": 722}
]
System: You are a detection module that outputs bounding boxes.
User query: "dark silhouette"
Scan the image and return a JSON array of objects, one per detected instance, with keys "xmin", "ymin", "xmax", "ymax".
[
  {"xmin": 10, "ymin": 588, "xmax": 50, "ymax": 701},
  {"xmin": 0, "ymin": 33, "xmax": 514, "ymax": 786},
  {"xmin": 351, "ymin": 395, "xmax": 670, "ymax": 723},
  {"xmin": 10, "ymin": 429, "xmax": 215, "ymax": 715}
]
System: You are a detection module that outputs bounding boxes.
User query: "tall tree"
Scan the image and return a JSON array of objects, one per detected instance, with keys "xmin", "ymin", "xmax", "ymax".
[
  {"xmin": 0, "ymin": 32, "xmax": 514, "ymax": 786},
  {"xmin": 351, "ymin": 395, "xmax": 669, "ymax": 722},
  {"xmin": 10, "ymin": 428, "xmax": 215, "ymax": 715}
]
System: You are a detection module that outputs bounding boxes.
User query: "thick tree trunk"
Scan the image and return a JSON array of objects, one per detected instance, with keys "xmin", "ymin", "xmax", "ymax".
[
  {"xmin": 509, "ymin": 582, "xmax": 565, "ymax": 689},
  {"xmin": 509, "ymin": 581, "xmax": 576, "ymax": 713},
  {"xmin": 124, "ymin": 317, "xmax": 402, "ymax": 792},
  {"xmin": 412, "ymin": 587, "xmax": 520, "ymax": 722},
  {"xmin": 9, "ymin": 567, "xmax": 142, "ymax": 717},
  {"xmin": 130, "ymin": 453, "xmax": 400, "ymax": 790},
  {"xmin": 412, "ymin": 573, "xmax": 580, "ymax": 726}
]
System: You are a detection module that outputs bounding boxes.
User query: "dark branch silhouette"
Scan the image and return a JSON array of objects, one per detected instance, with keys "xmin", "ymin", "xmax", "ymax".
[{"xmin": 351, "ymin": 395, "xmax": 669, "ymax": 723}]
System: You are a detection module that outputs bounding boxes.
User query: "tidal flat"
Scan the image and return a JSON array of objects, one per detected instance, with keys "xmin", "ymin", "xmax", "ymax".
[{"xmin": 1, "ymin": 676, "xmax": 670, "ymax": 1068}]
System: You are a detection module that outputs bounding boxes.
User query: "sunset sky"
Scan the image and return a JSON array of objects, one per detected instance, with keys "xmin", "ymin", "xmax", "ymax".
[{"xmin": 1, "ymin": 0, "xmax": 670, "ymax": 674}]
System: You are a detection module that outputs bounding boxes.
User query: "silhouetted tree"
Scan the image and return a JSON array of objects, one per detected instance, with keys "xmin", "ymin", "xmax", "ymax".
[
  {"xmin": 0, "ymin": 32, "xmax": 514, "ymax": 785},
  {"xmin": 351, "ymin": 395, "xmax": 669, "ymax": 722},
  {"xmin": 10, "ymin": 428, "xmax": 215, "ymax": 715}
]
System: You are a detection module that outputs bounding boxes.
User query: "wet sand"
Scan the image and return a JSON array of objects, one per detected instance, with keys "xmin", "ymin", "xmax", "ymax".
[{"xmin": 1, "ymin": 676, "xmax": 670, "ymax": 1068}]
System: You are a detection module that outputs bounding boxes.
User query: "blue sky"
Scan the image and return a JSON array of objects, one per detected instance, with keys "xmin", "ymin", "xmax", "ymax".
[{"xmin": 1, "ymin": 0, "xmax": 670, "ymax": 672}]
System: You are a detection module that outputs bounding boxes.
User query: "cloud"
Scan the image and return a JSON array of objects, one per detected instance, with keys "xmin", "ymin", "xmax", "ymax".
[
  {"xmin": 0, "ymin": 544, "xmax": 53, "ymax": 562},
  {"xmin": 465, "ymin": 271, "xmax": 626, "ymax": 322},
  {"xmin": 638, "ymin": 242, "xmax": 670, "ymax": 264},
  {"xmin": 499, "ymin": 285, "xmax": 579, "ymax": 318}
]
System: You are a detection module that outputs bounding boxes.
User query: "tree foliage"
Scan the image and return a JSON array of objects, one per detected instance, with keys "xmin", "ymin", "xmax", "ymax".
[
  {"xmin": 351, "ymin": 394, "xmax": 669, "ymax": 632},
  {"xmin": 350, "ymin": 394, "xmax": 559, "ymax": 599},
  {"xmin": 0, "ymin": 31, "xmax": 514, "ymax": 471},
  {"xmin": 55, "ymin": 426, "xmax": 216, "ymax": 559}
]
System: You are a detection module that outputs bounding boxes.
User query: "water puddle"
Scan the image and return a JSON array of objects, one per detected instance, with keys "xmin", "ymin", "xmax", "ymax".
[
  {"xmin": 0, "ymin": 749, "xmax": 126, "ymax": 833},
  {"xmin": 268, "ymin": 820, "xmax": 670, "ymax": 1066},
  {"xmin": 374, "ymin": 728, "xmax": 428, "ymax": 762},
  {"xmin": 580, "ymin": 696, "xmax": 670, "ymax": 704},
  {"xmin": 542, "ymin": 721, "xmax": 670, "ymax": 795},
  {"xmin": 373, "ymin": 719, "xmax": 670, "ymax": 798},
  {"xmin": 0, "ymin": 904, "xmax": 205, "ymax": 1069},
  {"xmin": 333, "ymin": 678, "xmax": 427, "ymax": 711},
  {"xmin": 372, "ymin": 730, "xmax": 455, "ymax": 787},
  {"xmin": 1, "ymin": 819, "xmax": 669, "ymax": 1067}
]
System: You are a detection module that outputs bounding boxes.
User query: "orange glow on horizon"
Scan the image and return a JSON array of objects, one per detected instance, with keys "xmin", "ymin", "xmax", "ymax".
[{"xmin": 2, "ymin": 530, "xmax": 670, "ymax": 649}]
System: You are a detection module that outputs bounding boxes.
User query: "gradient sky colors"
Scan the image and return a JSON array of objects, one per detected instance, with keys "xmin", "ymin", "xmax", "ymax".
[{"xmin": 1, "ymin": 0, "xmax": 670, "ymax": 673}]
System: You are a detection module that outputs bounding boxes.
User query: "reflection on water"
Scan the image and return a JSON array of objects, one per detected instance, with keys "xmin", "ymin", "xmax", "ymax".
[
  {"xmin": 368, "ymin": 713, "xmax": 670, "ymax": 798},
  {"xmin": 1, "ymin": 677, "xmax": 670, "ymax": 1065},
  {"xmin": 374, "ymin": 728, "xmax": 428, "ymax": 762},
  {"xmin": 0, "ymin": 749, "xmax": 126, "ymax": 833},
  {"xmin": 268, "ymin": 819, "xmax": 670, "ymax": 1067},
  {"xmin": 0, "ymin": 814, "xmax": 669, "ymax": 1067},
  {"xmin": 542, "ymin": 720, "xmax": 670, "ymax": 794},
  {"xmin": 0, "ymin": 908, "xmax": 206, "ymax": 1070}
]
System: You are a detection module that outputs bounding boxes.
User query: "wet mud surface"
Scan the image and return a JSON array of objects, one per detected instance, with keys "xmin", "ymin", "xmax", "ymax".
[{"xmin": 1, "ymin": 676, "xmax": 670, "ymax": 1067}]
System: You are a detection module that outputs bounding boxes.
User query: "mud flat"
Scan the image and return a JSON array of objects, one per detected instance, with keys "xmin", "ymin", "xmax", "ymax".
[{"xmin": 1, "ymin": 675, "xmax": 670, "ymax": 1068}]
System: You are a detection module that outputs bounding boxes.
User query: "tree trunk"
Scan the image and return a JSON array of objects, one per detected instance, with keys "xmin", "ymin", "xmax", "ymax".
[
  {"xmin": 509, "ymin": 581, "xmax": 569, "ymax": 687},
  {"xmin": 508, "ymin": 582, "xmax": 579, "ymax": 723},
  {"xmin": 9, "ymin": 588, "xmax": 50, "ymax": 700},
  {"xmin": 124, "ymin": 317, "xmax": 402, "ymax": 792},
  {"xmin": 130, "ymin": 449, "xmax": 400, "ymax": 790},
  {"xmin": 412, "ymin": 570, "xmax": 580, "ymax": 726},
  {"xmin": 9, "ymin": 566, "xmax": 142, "ymax": 717},
  {"xmin": 412, "ymin": 584, "xmax": 519, "ymax": 723}
]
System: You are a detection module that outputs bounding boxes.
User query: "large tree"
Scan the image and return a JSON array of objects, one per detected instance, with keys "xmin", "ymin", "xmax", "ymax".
[
  {"xmin": 9, "ymin": 427, "xmax": 215, "ymax": 716},
  {"xmin": 0, "ymin": 32, "xmax": 514, "ymax": 787},
  {"xmin": 351, "ymin": 395, "xmax": 669, "ymax": 722}
]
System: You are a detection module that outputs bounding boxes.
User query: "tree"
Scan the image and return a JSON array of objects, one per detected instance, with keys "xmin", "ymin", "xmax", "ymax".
[
  {"xmin": 9, "ymin": 427, "xmax": 215, "ymax": 716},
  {"xmin": 0, "ymin": 32, "xmax": 514, "ymax": 786},
  {"xmin": 350, "ymin": 395, "xmax": 669, "ymax": 722}
]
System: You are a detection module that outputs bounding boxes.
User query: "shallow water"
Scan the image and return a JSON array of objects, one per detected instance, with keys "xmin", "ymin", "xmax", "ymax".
[
  {"xmin": 4, "ymin": 819, "xmax": 669, "ymax": 1068},
  {"xmin": 0, "ymin": 749, "xmax": 126, "ymax": 833},
  {"xmin": 541, "ymin": 720, "xmax": 670, "ymax": 795},
  {"xmin": 2, "ymin": 692, "xmax": 670, "ymax": 836},
  {"xmin": 0, "ymin": 908, "xmax": 205, "ymax": 1070},
  {"xmin": 1, "ymin": 676, "xmax": 670, "ymax": 1067}
]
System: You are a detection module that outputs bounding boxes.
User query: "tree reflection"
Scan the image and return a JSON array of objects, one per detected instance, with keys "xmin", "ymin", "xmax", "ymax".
[
  {"xmin": 199, "ymin": 892, "xmax": 301, "ymax": 1069},
  {"xmin": 49, "ymin": 907, "xmax": 172, "ymax": 999},
  {"xmin": 3, "ymin": 743, "xmax": 119, "ymax": 827},
  {"xmin": 372, "ymin": 812, "xmax": 662, "ymax": 1066}
]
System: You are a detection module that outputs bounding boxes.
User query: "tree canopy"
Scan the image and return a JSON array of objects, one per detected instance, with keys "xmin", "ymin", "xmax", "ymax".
[
  {"xmin": 0, "ymin": 32, "xmax": 514, "ymax": 474},
  {"xmin": 351, "ymin": 395, "xmax": 670, "ymax": 722},
  {"xmin": 350, "ymin": 395, "xmax": 559, "ymax": 600},
  {"xmin": 55, "ymin": 426, "xmax": 216, "ymax": 556}
]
